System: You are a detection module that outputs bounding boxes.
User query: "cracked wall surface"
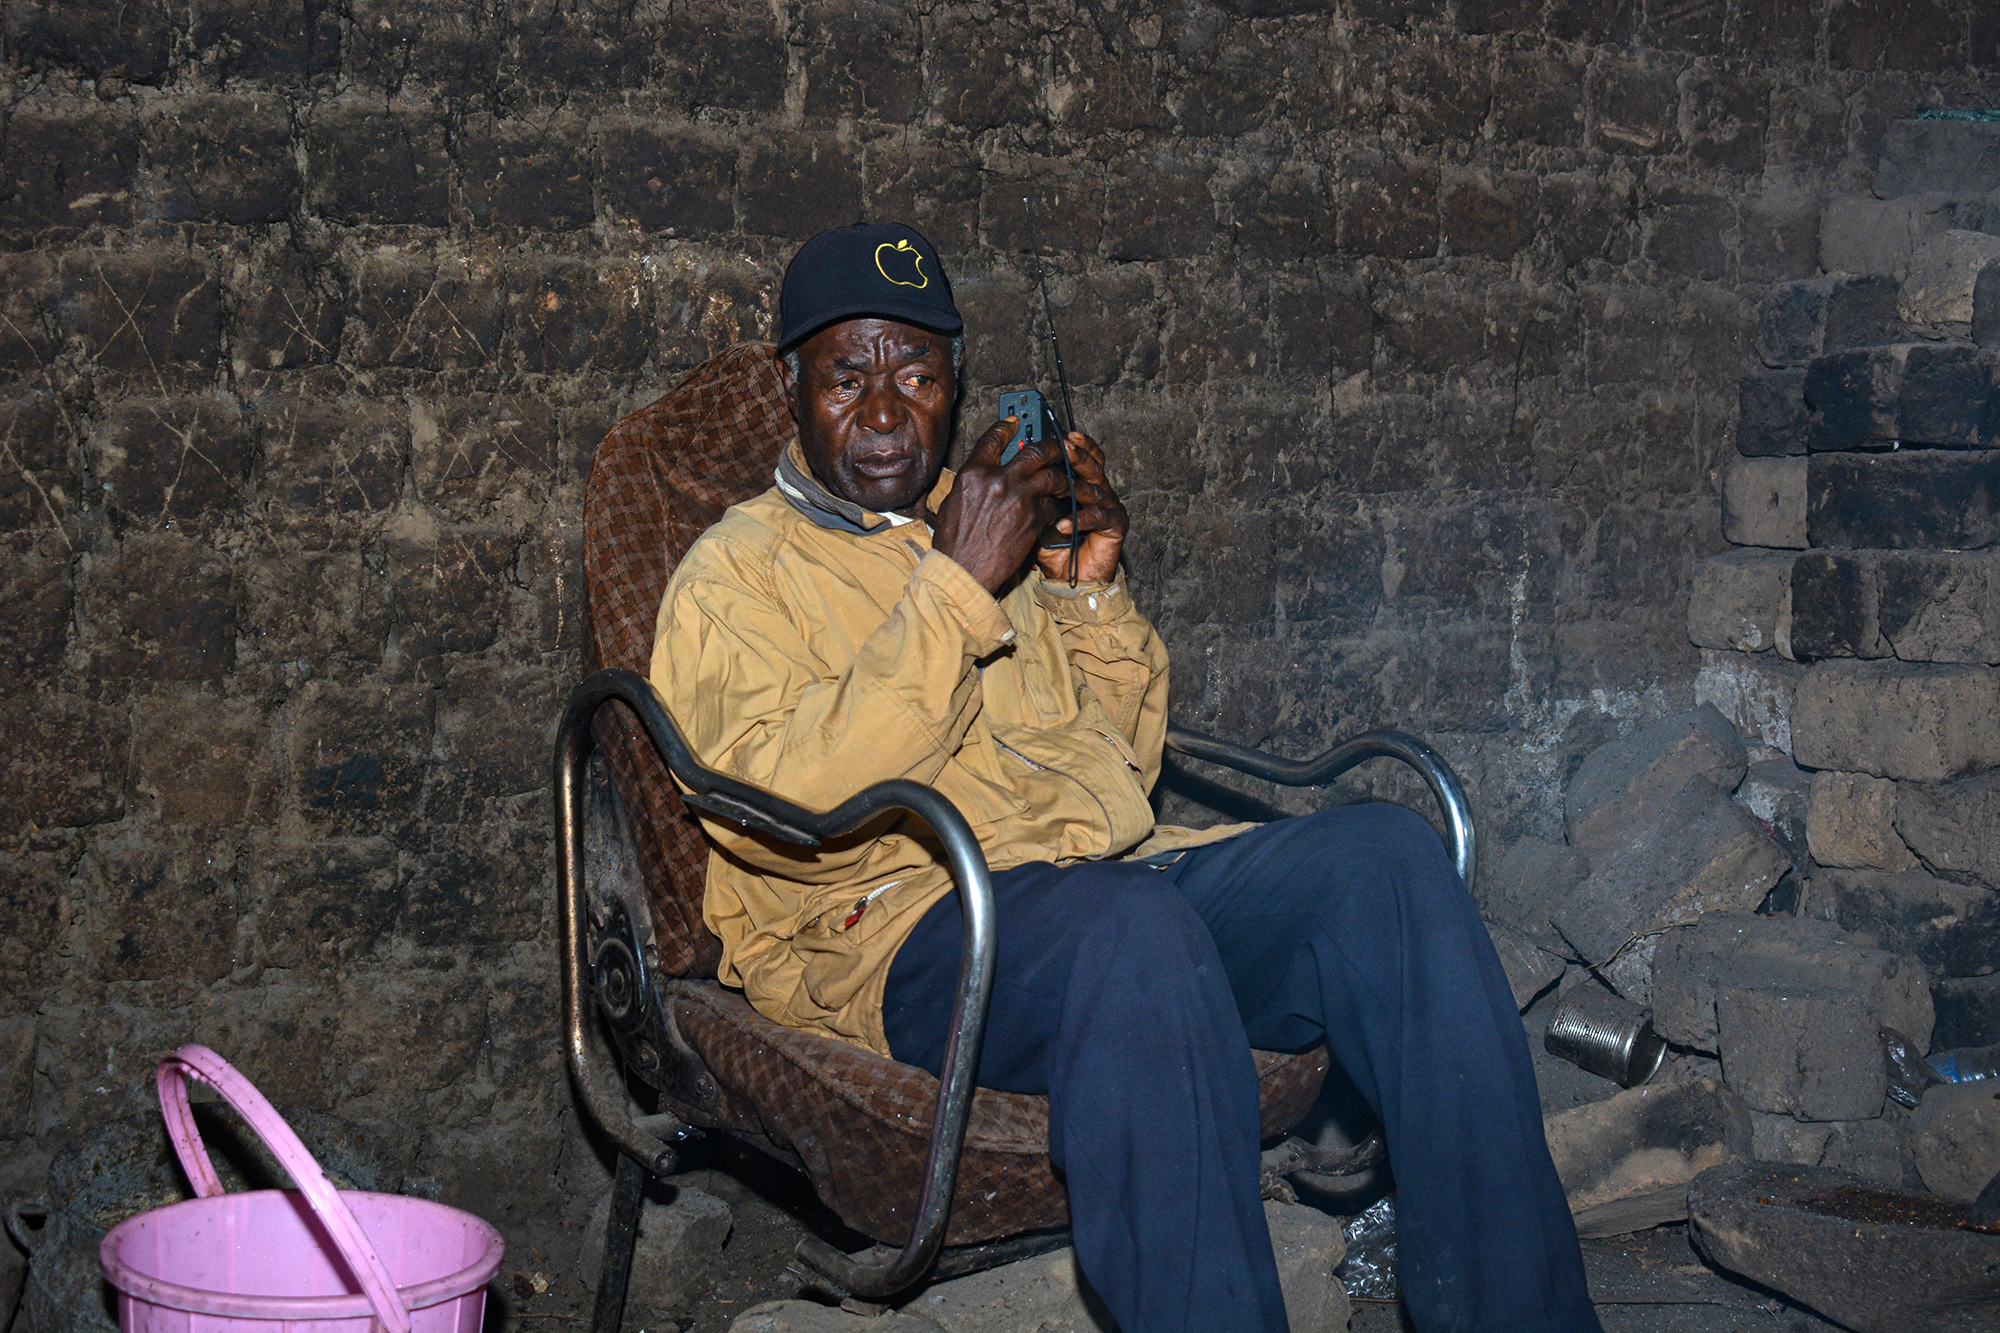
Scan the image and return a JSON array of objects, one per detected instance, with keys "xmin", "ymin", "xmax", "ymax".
[{"xmin": 0, "ymin": 0, "xmax": 1994, "ymax": 1286}]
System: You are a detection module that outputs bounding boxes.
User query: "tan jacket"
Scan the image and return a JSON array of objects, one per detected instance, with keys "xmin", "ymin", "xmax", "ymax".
[{"xmin": 649, "ymin": 444, "xmax": 1240, "ymax": 1054}]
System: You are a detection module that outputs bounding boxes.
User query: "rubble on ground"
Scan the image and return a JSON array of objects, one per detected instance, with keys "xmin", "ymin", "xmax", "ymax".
[{"xmin": 1477, "ymin": 691, "xmax": 1995, "ymax": 1236}]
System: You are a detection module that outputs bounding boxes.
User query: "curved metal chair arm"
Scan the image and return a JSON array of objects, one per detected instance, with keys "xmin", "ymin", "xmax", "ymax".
[
  {"xmin": 554, "ymin": 668, "xmax": 997, "ymax": 1301},
  {"xmin": 1164, "ymin": 725, "xmax": 1478, "ymax": 890}
]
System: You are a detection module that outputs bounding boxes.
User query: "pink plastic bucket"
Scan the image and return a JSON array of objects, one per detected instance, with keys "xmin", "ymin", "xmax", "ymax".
[{"xmin": 99, "ymin": 1045, "xmax": 505, "ymax": 1332}]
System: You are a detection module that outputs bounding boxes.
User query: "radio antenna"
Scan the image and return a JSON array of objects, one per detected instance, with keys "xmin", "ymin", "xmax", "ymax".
[
  {"xmin": 1026, "ymin": 209, "xmax": 1081, "ymax": 584},
  {"xmin": 1032, "ymin": 252, "xmax": 1079, "ymax": 439}
]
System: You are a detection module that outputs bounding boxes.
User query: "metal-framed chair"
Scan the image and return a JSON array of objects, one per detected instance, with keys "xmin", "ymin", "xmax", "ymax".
[{"xmin": 554, "ymin": 342, "xmax": 1476, "ymax": 1328}]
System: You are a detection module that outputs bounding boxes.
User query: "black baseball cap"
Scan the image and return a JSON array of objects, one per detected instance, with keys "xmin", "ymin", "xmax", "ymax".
[{"xmin": 774, "ymin": 222, "xmax": 963, "ymax": 353}]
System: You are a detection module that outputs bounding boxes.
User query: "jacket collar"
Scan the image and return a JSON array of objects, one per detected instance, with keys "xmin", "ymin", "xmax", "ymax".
[{"xmin": 774, "ymin": 440, "xmax": 949, "ymax": 536}]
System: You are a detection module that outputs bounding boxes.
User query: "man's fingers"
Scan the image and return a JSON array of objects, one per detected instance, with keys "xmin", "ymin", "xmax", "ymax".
[{"xmin": 967, "ymin": 417, "xmax": 1020, "ymax": 466}]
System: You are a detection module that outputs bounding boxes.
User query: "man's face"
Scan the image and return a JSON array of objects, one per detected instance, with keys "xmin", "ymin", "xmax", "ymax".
[{"xmin": 785, "ymin": 317, "xmax": 955, "ymax": 519}]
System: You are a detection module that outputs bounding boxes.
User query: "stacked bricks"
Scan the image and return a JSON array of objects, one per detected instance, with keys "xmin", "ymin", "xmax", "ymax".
[
  {"xmin": 1691, "ymin": 116, "xmax": 2000, "ymax": 1109},
  {"xmin": 0, "ymin": 0, "xmax": 1994, "ymax": 1295}
]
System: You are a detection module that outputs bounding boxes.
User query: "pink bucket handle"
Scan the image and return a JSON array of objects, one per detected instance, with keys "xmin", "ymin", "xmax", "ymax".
[{"xmin": 156, "ymin": 1044, "xmax": 413, "ymax": 1333}]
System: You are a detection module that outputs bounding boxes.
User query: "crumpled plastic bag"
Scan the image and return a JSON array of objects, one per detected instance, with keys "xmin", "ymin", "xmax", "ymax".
[{"xmin": 1335, "ymin": 1194, "xmax": 1398, "ymax": 1301}]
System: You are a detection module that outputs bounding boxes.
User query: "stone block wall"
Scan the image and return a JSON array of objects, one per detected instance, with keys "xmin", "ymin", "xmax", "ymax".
[{"xmin": 0, "ymin": 0, "xmax": 1994, "ymax": 1279}]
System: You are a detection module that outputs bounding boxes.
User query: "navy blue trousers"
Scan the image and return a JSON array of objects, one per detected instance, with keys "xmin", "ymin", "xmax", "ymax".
[{"xmin": 882, "ymin": 804, "xmax": 1600, "ymax": 1333}]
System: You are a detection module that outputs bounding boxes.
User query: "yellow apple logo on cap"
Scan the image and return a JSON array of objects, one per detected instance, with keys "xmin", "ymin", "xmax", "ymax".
[{"xmin": 874, "ymin": 238, "xmax": 928, "ymax": 289}]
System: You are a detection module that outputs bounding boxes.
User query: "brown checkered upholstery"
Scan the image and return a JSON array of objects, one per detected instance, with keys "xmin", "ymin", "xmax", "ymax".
[{"xmin": 581, "ymin": 341, "xmax": 1329, "ymax": 1245}]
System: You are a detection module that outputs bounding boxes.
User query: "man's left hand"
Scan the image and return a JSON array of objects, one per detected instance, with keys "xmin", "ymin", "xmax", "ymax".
[{"xmin": 1036, "ymin": 432, "xmax": 1127, "ymax": 585}]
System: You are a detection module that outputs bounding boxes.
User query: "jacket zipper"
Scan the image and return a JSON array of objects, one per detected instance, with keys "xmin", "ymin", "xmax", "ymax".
[{"xmin": 992, "ymin": 735, "xmax": 1120, "ymax": 853}]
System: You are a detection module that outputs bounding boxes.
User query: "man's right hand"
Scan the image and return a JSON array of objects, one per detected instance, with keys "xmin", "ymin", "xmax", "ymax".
[{"xmin": 930, "ymin": 417, "xmax": 1072, "ymax": 595}]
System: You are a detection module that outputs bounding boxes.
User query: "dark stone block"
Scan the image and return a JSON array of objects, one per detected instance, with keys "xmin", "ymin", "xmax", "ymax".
[
  {"xmin": 1158, "ymin": 270, "xmax": 1269, "ymax": 386},
  {"xmin": 801, "ymin": 0, "xmax": 922, "ymax": 122},
  {"xmin": 0, "ymin": 694, "xmax": 127, "ymax": 833},
  {"xmin": 88, "ymin": 838, "xmax": 239, "ymax": 982},
  {"xmin": 508, "ymin": 258, "xmax": 648, "ymax": 374},
  {"xmin": 651, "ymin": 252, "xmax": 777, "ymax": 372},
  {"xmin": 1491, "ymin": 46, "xmax": 1585, "ymax": 148},
  {"xmin": 1270, "ymin": 268, "xmax": 1372, "ymax": 379},
  {"xmin": 1442, "ymin": 170, "xmax": 1539, "ymax": 261},
  {"xmin": 56, "ymin": 249, "xmax": 221, "ymax": 383},
  {"xmin": 1051, "ymin": 23, "xmax": 1168, "ymax": 134},
  {"xmin": 1757, "ymin": 276, "xmax": 1905, "ymax": 369},
  {"xmin": 230, "ymin": 243, "xmax": 344, "ymax": 371},
  {"xmin": 1647, "ymin": 197, "xmax": 1732, "ymax": 281},
  {"xmin": 345, "ymin": 0, "xmax": 497, "ymax": 95},
  {"xmin": 1738, "ymin": 191, "xmax": 1824, "ymax": 284},
  {"xmin": 505, "ymin": 0, "xmax": 647, "ymax": 90},
  {"xmin": 925, "ymin": 11, "xmax": 1041, "ymax": 131},
  {"xmin": 0, "ymin": 553, "xmax": 71, "ymax": 685},
  {"xmin": 0, "ymin": 102, "xmax": 140, "ymax": 234},
  {"xmin": 1646, "ymin": 0, "xmax": 1727, "ymax": 51},
  {"xmin": 1691, "ymin": 1163, "xmax": 2000, "ymax": 1332},
  {"xmin": 81, "ymin": 534, "xmax": 235, "ymax": 682},
  {"xmin": 1811, "ymin": 867, "xmax": 2000, "ymax": 978},
  {"xmin": 1803, "ymin": 347, "xmax": 1899, "ymax": 452},
  {"xmin": 1388, "ymin": 40, "xmax": 1491, "ymax": 141},
  {"xmin": 1872, "ymin": 118, "xmax": 2000, "ymax": 198},
  {"xmin": 1588, "ymin": 55, "xmax": 1679, "ymax": 154},
  {"xmin": 1738, "ymin": 369, "xmax": 1809, "ymax": 457},
  {"xmin": 655, "ymin": 0, "xmax": 786, "ymax": 113},
  {"xmin": 1455, "ymin": 0, "xmax": 1539, "ymax": 33},
  {"xmin": 1933, "ymin": 975, "xmax": 2000, "ymax": 1049},
  {"xmin": 1678, "ymin": 61, "xmax": 1769, "ymax": 172},
  {"xmin": 0, "ymin": 393, "xmax": 75, "ymax": 543},
  {"xmin": 1033, "ymin": 266, "xmax": 1157, "ymax": 388},
  {"xmin": 1104, "ymin": 150, "xmax": 1216, "ymax": 262},
  {"xmin": 1734, "ymin": 0, "xmax": 1819, "ymax": 62},
  {"xmin": 132, "ymin": 691, "xmax": 274, "ymax": 826},
  {"xmin": 1349, "ymin": 0, "xmax": 1447, "ymax": 28},
  {"xmin": 8, "ymin": 0, "xmax": 173, "ymax": 82},
  {"xmin": 1898, "ymin": 344, "xmax": 1994, "ymax": 447},
  {"xmin": 188, "ymin": 0, "xmax": 339, "ymax": 81},
  {"xmin": 248, "ymin": 841, "xmax": 402, "ymax": 970},
  {"xmin": 429, "ymin": 660, "xmax": 558, "ymax": 818},
  {"xmin": 461, "ymin": 115, "xmax": 592, "ymax": 232},
  {"xmin": 1540, "ymin": 172, "xmax": 1638, "ymax": 269},
  {"xmin": 1808, "ymin": 451, "xmax": 2000, "ymax": 551},
  {"xmin": 1224, "ymin": 160, "xmax": 1326, "ymax": 262},
  {"xmin": 254, "ymin": 397, "xmax": 405, "ymax": 517},
  {"xmin": 385, "ymin": 527, "xmax": 516, "ymax": 658},
  {"xmin": 410, "ymin": 396, "xmax": 559, "ymax": 521},
  {"xmin": 738, "ymin": 132, "xmax": 864, "ymax": 241},
  {"xmin": 1379, "ymin": 271, "xmax": 1487, "ymax": 377},
  {"xmin": 1490, "ymin": 282, "xmax": 1580, "ymax": 380},
  {"xmin": 90, "ymin": 395, "xmax": 253, "ymax": 532},
  {"xmin": 305, "ymin": 102, "xmax": 451, "ymax": 227},
  {"xmin": 948, "ymin": 265, "xmax": 1034, "ymax": 388},
  {"xmin": 291, "ymin": 678, "xmax": 434, "ymax": 837},
  {"xmin": 239, "ymin": 548, "xmax": 390, "ymax": 668},
  {"xmin": 349, "ymin": 252, "xmax": 505, "ymax": 372},
  {"xmin": 1273, "ymin": 506, "xmax": 1383, "ymax": 631},
  {"xmin": 599, "ymin": 120, "xmax": 735, "ymax": 236},
  {"xmin": 1829, "ymin": 0, "xmax": 1964, "ymax": 71},
  {"xmin": 402, "ymin": 822, "xmax": 545, "ymax": 945},
  {"xmin": 1976, "ymin": 266, "xmax": 2000, "ymax": 351},
  {"xmin": 1787, "ymin": 551, "xmax": 1884, "ymax": 661},
  {"xmin": 1337, "ymin": 149, "xmax": 1436, "ymax": 260},
  {"xmin": 145, "ymin": 94, "xmax": 297, "ymax": 225},
  {"xmin": 1173, "ymin": 23, "xmax": 1291, "ymax": 138},
  {"xmin": 862, "ymin": 138, "xmax": 981, "ymax": 255},
  {"xmin": 984, "ymin": 155, "xmax": 1103, "ymax": 258}
]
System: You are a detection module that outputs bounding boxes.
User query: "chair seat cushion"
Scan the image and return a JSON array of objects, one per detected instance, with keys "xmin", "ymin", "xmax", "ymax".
[{"xmin": 670, "ymin": 979, "xmax": 1330, "ymax": 1246}]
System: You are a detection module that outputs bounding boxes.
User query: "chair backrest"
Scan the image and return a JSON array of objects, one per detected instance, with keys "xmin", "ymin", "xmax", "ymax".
[{"xmin": 582, "ymin": 342, "xmax": 791, "ymax": 978}]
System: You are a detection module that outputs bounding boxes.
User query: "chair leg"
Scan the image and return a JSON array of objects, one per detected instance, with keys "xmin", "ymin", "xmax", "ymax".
[{"xmin": 592, "ymin": 1151, "xmax": 647, "ymax": 1333}]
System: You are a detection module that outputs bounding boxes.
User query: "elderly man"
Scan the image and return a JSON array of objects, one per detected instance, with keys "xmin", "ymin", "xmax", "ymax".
[{"xmin": 650, "ymin": 222, "xmax": 1599, "ymax": 1333}]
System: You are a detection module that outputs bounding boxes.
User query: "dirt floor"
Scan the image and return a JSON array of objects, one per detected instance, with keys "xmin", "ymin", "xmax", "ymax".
[{"xmin": 496, "ymin": 1136, "xmax": 1849, "ymax": 1333}]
